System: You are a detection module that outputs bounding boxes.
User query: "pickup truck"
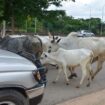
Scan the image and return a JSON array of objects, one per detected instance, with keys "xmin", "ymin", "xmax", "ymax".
[{"xmin": 0, "ymin": 49, "xmax": 46, "ymax": 105}]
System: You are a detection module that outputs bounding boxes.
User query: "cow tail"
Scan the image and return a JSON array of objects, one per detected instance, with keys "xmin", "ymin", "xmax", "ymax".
[
  {"xmin": 89, "ymin": 51, "xmax": 94, "ymax": 78},
  {"xmin": 90, "ymin": 51, "xmax": 94, "ymax": 64}
]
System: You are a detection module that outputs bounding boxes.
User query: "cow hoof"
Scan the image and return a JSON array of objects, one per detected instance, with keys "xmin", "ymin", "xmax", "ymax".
[
  {"xmin": 66, "ymin": 82, "xmax": 69, "ymax": 85},
  {"xmin": 91, "ymin": 76, "xmax": 94, "ymax": 80},
  {"xmin": 56, "ymin": 66, "xmax": 59, "ymax": 69},
  {"xmin": 73, "ymin": 73, "xmax": 78, "ymax": 78},
  {"xmin": 76, "ymin": 85, "xmax": 80, "ymax": 88},
  {"xmin": 86, "ymin": 83, "xmax": 90, "ymax": 87},
  {"xmin": 52, "ymin": 81, "xmax": 56, "ymax": 84},
  {"xmin": 68, "ymin": 75, "xmax": 73, "ymax": 79},
  {"xmin": 68, "ymin": 73, "xmax": 78, "ymax": 79}
]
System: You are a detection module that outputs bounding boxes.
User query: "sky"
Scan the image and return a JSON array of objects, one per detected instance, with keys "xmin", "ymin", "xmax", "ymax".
[{"xmin": 48, "ymin": 0, "xmax": 105, "ymax": 21}]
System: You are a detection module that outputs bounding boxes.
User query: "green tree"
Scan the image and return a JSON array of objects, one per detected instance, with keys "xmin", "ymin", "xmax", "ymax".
[{"xmin": 0, "ymin": 0, "xmax": 75, "ymax": 33}]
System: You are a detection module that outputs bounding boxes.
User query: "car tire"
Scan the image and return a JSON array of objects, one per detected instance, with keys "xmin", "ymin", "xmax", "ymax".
[
  {"xmin": 83, "ymin": 34, "xmax": 86, "ymax": 37},
  {"xmin": 0, "ymin": 89, "xmax": 29, "ymax": 105},
  {"xmin": 30, "ymin": 94, "xmax": 43, "ymax": 105}
]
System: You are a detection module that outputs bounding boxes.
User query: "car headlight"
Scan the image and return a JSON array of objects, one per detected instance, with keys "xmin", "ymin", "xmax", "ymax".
[{"xmin": 33, "ymin": 70, "xmax": 41, "ymax": 82}]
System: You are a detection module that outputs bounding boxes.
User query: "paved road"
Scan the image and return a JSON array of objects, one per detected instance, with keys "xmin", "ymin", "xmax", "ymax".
[
  {"xmin": 39, "ymin": 63, "xmax": 105, "ymax": 105},
  {"xmin": 57, "ymin": 89, "xmax": 105, "ymax": 105}
]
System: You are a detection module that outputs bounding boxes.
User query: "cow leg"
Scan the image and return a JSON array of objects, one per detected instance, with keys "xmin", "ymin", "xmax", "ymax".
[
  {"xmin": 76, "ymin": 64, "xmax": 87, "ymax": 88},
  {"xmin": 92, "ymin": 58, "xmax": 104, "ymax": 80},
  {"xmin": 86, "ymin": 63, "xmax": 93, "ymax": 87},
  {"xmin": 62, "ymin": 64, "xmax": 69, "ymax": 85},
  {"xmin": 53, "ymin": 66, "xmax": 62, "ymax": 83}
]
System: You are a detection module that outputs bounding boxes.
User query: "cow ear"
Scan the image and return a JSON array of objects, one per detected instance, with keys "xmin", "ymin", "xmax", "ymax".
[
  {"xmin": 45, "ymin": 54, "xmax": 47, "ymax": 58},
  {"xmin": 48, "ymin": 50, "xmax": 51, "ymax": 53},
  {"xmin": 56, "ymin": 38, "xmax": 61, "ymax": 43},
  {"xmin": 55, "ymin": 37, "xmax": 58, "ymax": 40}
]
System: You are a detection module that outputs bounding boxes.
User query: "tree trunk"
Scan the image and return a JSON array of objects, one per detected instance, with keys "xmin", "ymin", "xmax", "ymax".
[
  {"xmin": 11, "ymin": 16, "xmax": 15, "ymax": 34},
  {"xmin": 2, "ymin": 20, "xmax": 6, "ymax": 38}
]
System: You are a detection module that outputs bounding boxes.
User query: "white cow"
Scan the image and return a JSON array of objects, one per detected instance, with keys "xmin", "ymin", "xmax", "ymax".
[
  {"xmin": 36, "ymin": 34, "xmax": 77, "ymax": 78},
  {"xmin": 47, "ymin": 32, "xmax": 105, "ymax": 80},
  {"xmin": 35, "ymin": 35, "xmax": 50, "ymax": 52},
  {"xmin": 41, "ymin": 48, "xmax": 93, "ymax": 88},
  {"xmin": 35, "ymin": 32, "xmax": 61, "ymax": 52}
]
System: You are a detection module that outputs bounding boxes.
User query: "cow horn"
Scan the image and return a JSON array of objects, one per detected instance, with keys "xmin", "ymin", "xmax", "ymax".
[
  {"xmin": 52, "ymin": 34, "xmax": 55, "ymax": 42},
  {"xmin": 48, "ymin": 31, "xmax": 52, "ymax": 38},
  {"xmin": 48, "ymin": 31, "xmax": 55, "ymax": 42}
]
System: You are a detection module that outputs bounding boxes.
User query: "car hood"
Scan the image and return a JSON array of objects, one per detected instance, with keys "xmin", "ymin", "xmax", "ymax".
[{"xmin": 0, "ymin": 49, "xmax": 37, "ymax": 71}]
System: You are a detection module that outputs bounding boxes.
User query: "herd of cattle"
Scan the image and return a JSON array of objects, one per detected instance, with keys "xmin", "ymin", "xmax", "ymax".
[{"xmin": 1, "ymin": 32, "xmax": 105, "ymax": 88}]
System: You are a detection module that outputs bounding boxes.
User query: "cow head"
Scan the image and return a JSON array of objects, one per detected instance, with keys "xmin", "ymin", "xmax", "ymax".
[
  {"xmin": 48, "ymin": 31, "xmax": 61, "ymax": 44},
  {"xmin": 40, "ymin": 52, "xmax": 56, "ymax": 65},
  {"xmin": 47, "ymin": 32, "xmax": 61, "ymax": 53}
]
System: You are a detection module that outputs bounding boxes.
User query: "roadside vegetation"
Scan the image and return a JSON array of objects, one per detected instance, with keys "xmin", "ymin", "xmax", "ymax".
[{"xmin": 0, "ymin": 0, "xmax": 105, "ymax": 36}]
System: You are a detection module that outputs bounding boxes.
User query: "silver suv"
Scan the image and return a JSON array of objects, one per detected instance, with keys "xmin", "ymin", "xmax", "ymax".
[
  {"xmin": 0, "ymin": 49, "xmax": 45, "ymax": 105},
  {"xmin": 77, "ymin": 30, "xmax": 95, "ymax": 37}
]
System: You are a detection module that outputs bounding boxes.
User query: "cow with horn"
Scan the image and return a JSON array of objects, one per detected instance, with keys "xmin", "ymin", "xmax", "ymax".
[
  {"xmin": 46, "ymin": 32, "xmax": 105, "ymax": 80},
  {"xmin": 0, "ymin": 34, "xmax": 47, "ymax": 86}
]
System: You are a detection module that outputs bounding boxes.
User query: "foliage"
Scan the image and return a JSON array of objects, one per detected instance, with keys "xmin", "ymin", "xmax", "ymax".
[
  {"xmin": 0, "ymin": 0, "xmax": 75, "ymax": 21},
  {"xmin": 0, "ymin": 0, "xmax": 75, "ymax": 32},
  {"xmin": 0, "ymin": 0, "xmax": 103, "ymax": 36},
  {"xmin": 42, "ymin": 14, "xmax": 102, "ymax": 35}
]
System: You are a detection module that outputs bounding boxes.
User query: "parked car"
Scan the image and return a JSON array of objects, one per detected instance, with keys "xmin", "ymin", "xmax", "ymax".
[
  {"xmin": 0, "ymin": 49, "xmax": 46, "ymax": 105},
  {"xmin": 77, "ymin": 30, "xmax": 95, "ymax": 37}
]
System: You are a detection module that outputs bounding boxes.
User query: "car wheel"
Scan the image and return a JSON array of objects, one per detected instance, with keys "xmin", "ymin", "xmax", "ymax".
[
  {"xmin": 0, "ymin": 89, "xmax": 29, "ymax": 105},
  {"xmin": 30, "ymin": 94, "xmax": 43, "ymax": 105},
  {"xmin": 83, "ymin": 34, "xmax": 86, "ymax": 37}
]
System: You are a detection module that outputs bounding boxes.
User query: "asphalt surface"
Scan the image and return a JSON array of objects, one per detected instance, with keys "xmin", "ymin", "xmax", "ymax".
[
  {"xmin": 39, "ymin": 63, "xmax": 105, "ymax": 105},
  {"xmin": 57, "ymin": 89, "xmax": 105, "ymax": 105}
]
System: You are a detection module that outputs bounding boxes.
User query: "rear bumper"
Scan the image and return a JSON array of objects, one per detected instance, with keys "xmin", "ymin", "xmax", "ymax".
[{"xmin": 26, "ymin": 84, "xmax": 44, "ymax": 99}]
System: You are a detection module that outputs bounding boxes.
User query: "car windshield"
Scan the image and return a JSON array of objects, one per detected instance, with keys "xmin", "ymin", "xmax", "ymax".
[{"xmin": 84, "ymin": 30, "xmax": 91, "ymax": 33}]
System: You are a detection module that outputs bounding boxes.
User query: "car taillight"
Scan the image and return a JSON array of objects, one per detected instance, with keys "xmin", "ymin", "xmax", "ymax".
[{"xmin": 33, "ymin": 71, "xmax": 41, "ymax": 82}]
